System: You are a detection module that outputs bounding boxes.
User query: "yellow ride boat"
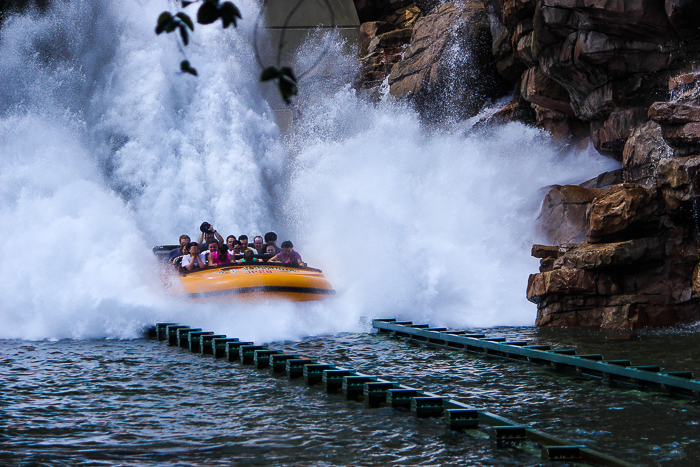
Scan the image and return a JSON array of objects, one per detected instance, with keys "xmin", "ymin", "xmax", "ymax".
[{"xmin": 169, "ymin": 262, "xmax": 336, "ymax": 302}]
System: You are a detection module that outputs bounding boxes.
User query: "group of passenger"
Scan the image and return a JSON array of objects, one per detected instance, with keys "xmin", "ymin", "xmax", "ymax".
[{"xmin": 167, "ymin": 222, "xmax": 306, "ymax": 272}]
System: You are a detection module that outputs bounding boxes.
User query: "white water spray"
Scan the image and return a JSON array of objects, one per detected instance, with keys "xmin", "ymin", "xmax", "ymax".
[{"xmin": 0, "ymin": 0, "xmax": 618, "ymax": 340}]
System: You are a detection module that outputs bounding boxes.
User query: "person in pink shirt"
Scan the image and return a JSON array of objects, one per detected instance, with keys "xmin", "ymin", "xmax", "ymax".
[
  {"xmin": 207, "ymin": 240, "xmax": 231, "ymax": 266},
  {"xmin": 270, "ymin": 241, "xmax": 306, "ymax": 267}
]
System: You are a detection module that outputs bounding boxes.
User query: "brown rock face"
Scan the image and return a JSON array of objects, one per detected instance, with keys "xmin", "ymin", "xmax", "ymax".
[
  {"xmin": 586, "ymin": 184, "xmax": 663, "ymax": 242},
  {"xmin": 591, "ymin": 108, "xmax": 648, "ymax": 158},
  {"xmin": 537, "ymin": 185, "xmax": 608, "ymax": 245},
  {"xmin": 665, "ymin": 0, "xmax": 700, "ymax": 39},
  {"xmin": 559, "ymin": 237, "xmax": 664, "ymax": 270},
  {"xmin": 388, "ymin": 1, "xmax": 509, "ymax": 121},
  {"xmin": 622, "ymin": 121, "xmax": 673, "ymax": 170}
]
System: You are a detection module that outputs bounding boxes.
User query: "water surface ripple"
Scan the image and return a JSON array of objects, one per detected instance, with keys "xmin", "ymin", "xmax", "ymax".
[{"xmin": 2, "ymin": 330, "xmax": 699, "ymax": 466}]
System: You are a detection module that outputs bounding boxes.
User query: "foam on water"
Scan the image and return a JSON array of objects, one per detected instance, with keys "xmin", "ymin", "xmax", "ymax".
[{"xmin": 0, "ymin": 0, "xmax": 618, "ymax": 340}]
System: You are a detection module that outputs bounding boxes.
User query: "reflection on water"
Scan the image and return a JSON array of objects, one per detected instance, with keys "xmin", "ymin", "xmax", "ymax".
[{"xmin": 2, "ymin": 329, "xmax": 699, "ymax": 466}]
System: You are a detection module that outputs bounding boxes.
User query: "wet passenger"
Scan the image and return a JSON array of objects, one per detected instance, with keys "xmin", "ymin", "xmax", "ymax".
[
  {"xmin": 239, "ymin": 235, "xmax": 258, "ymax": 254},
  {"xmin": 252, "ymin": 236, "xmax": 264, "ymax": 254},
  {"xmin": 168, "ymin": 234, "xmax": 191, "ymax": 262},
  {"xmin": 208, "ymin": 240, "xmax": 231, "ymax": 266},
  {"xmin": 238, "ymin": 249, "xmax": 260, "ymax": 264},
  {"xmin": 270, "ymin": 240, "xmax": 305, "ymax": 267},
  {"xmin": 264, "ymin": 244, "xmax": 277, "ymax": 256},
  {"xmin": 232, "ymin": 241, "xmax": 242, "ymax": 258},
  {"xmin": 197, "ymin": 222, "xmax": 224, "ymax": 251},
  {"xmin": 264, "ymin": 232, "xmax": 282, "ymax": 255},
  {"xmin": 181, "ymin": 242, "xmax": 207, "ymax": 271},
  {"xmin": 226, "ymin": 235, "xmax": 237, "ymax": 254}
]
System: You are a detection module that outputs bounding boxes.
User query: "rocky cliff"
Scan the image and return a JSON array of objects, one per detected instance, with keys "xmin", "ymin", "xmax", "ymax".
[{"xmin": 354, "ymin": 0, "xmax": 700, "ymax": 329}]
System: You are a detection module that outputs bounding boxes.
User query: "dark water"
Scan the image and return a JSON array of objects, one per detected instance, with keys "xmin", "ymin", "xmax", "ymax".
[{"xmin": 2, "ymin": 327, "xmax": 700, "ymax": 466}]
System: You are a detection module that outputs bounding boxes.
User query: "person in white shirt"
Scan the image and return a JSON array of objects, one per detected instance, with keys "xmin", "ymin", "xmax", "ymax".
[{"xmin": 181, "ymin": 242, "xmax": 207, "ymax": 271}]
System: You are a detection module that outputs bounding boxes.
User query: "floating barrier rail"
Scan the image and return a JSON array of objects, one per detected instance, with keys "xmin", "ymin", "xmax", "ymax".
[
  {"xmin": 150, "ymin": 322, "xmax": 637, "ymax": 467},
  {"xmin": 372, "ymin": 318, "xmax": 700, "ymax": 398}
]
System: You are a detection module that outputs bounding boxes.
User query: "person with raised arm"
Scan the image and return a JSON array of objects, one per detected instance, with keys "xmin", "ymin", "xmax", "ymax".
[{"xmin": 197, "ymin": 222, "xmax": 224, "ymax": 252}]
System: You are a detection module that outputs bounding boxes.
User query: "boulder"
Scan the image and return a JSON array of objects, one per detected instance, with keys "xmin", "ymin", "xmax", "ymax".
[
  {"xmin": 532, "ymin": 0, "xmax": 680, "ymax": 119},
  {"xmin": 388, "ymin": 1, "xmax": 509, "ymax": 120},
  {"xmin": 586, "ymin": 183, "xmax": 664, "ymax": 242},
  {"xmin": 591, "ymin": 108, "xmax": 648, "ymax": 158},
  {"xmin": 559, "ymin": 237, "xmax": 664, "ymax": 270},
  {"xmin": 665, "ymin": 0, "xmax": 700, "ymax": 40},
  {"xmin": 526, "ymin": 268, "xmax": 597, "ymax": 303},
  {"xmin": 383, "ymin": 4, "xmax": 422, "ymax": 28},
  {"xmin": 660, "ymin": 122, "xmax": 700, "ymax": 152},
  {"xmin": 648, "ymin": 102, "xmax": 700, "ymax": 125},
  {"xmin": 537, "ymin": 185, "xmax": 607, "ymax": 245},
  {"xmin": 655, "ymin": 155, "xmax": 700, "ymax": 213},
  {"xmin": 360, "ymin": 21, "xmax": 397, "ymax": 56},
  {"xmin": 520, "ymin": 67, "xmax": 573, "ymax": 115},
  {"xmin": 622, "ymin": 121, "xmax": 673, "ymax": 169}
]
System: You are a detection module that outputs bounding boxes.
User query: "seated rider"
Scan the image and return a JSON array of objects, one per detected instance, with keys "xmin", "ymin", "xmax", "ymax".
[
  {"xmin": 181, "ymin": 242, "xmax": 207, "ymax": 271},
  {"xmin": 231, "ymin": 240, "xmax": 242, "ymax": 258},
  {"xmin": 207, "ymin": 240, "xmax": 231, "ymax": 266},
  {"xmin": 270, "ymin": 240, "xmax": 306, "ymax": 267},
  {"xmin": 263, "ymin": 244, "xmax": 277, "ymax": 257},
  {"xmin": 238, "ymin": 249, "xmax": 260, "ymax": 264},
  {"xmin": 238, "ymin": 235, "xmax": 257, "ymax": 254},
  {"xmin": 264, "ymin": 232, "xmax": 282, "ymax": 255},
  {"xmin": 167, "ymin": 234, "xmax": 190, "ymax": 262},
  {"xmin": 252, "ymin": 236, "xmax": 264, "ymax": 254},
  {"xmin": 226, "ymin": 235, "xmax": 237, "ymax": 254}
]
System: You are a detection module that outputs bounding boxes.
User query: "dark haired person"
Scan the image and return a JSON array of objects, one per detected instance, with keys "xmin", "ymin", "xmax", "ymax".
[
  {"xmin": 238, "ymin": 249, "xmax": 260, "ymax": 264},
  {"xmin": 270, "ymin": 240, "xmax": 305, "ymax": 267},
  {"xmin": 252, "ymin": 236, "xmax": 264, "ymax": 254},
  {"xmin": 263, "ymin": 243, "xmax": 277, "ymax": 258},
  {"xmin": 264, "ymin": 231, "xmax": 281, "ymax": 255},
  {"xmin": 238, "ymin": 235, "xmax": 257, "ymax": 254},
  {"xmin": 181, "ymin": 242, "xmax": 207, "ymax": 271},
  {"xmin": 197, "ymin": 222, "xmax": 224, "ymax": 252},
  {"xmin": 226, "ymin": 235, "xmax": 237, "ymax": 254},
  {"xmin": 167, "ymin": 234, "xmax": 191, "ymax": 262},
  {"xmin": 207, "ymin": 240, "xmax": 231, "ymax": 266}
]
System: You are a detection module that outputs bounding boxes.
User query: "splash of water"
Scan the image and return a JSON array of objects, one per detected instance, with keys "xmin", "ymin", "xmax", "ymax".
[{"xmin": 0, "ymin": 0, "xmax": 618, "ymax": 340}]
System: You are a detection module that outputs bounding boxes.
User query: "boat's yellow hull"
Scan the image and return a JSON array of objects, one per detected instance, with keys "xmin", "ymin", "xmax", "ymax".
[{"xmin": 169, "ymin": 263, "xmax": 335, "ymax": 302}]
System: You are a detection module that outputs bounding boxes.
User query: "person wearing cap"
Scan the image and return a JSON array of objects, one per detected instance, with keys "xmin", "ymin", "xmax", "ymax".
[{"xmin": 197, "ymin": 222, "xmax": 224, "ymax": 252}]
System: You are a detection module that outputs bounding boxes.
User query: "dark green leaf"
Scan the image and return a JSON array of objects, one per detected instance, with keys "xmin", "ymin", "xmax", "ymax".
[
  {"xmin": 181, "ymin": 60, "xmax": 198, "ymax": 76},
  {"xmin": 182, "ymin": 1, "xmax": 195, "ymax": 6},
  {"xmin": 176, "ymin": 12, "xmax": 195, "ymax": 31},
  {"xmin": 197, "ymin": 1, "xmax": 219, "ymax": 24},
  {"xmin": 220, "ymin": 2, "xmax": 240, "ymax": 28},
  {"xmin": 179, "ymin": 24, "xmax": 189, "ymax": 45},
  {"xmin": 280, "ymin": 66, "xmax": 297, "ymax": 82},
  {"xmin": 155, "ymin": 11, "xmax": 173, "ymax": 34},
  {"xmin": 260, "ymin": 66, "xmax": 280, "ymax": 81},
  {"xmin": 278, "ymin": 74, "xmax": 298, "ymax": 101}
]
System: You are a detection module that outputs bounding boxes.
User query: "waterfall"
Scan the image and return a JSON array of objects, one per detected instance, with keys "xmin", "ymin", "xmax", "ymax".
[{"xmin": 0, "ymin": 0, "xmax": 619, "ymax": 340}]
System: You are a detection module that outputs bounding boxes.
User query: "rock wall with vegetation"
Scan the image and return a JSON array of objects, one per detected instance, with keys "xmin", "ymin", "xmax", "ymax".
[{"xmin": 354, "ymin": 0, "xmax": 700, "ymax": 329}]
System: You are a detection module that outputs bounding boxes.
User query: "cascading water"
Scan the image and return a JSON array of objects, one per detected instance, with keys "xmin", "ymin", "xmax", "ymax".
[{"xmin": 0, "ymin": 0, "xmax": 619, "ymax": 341}]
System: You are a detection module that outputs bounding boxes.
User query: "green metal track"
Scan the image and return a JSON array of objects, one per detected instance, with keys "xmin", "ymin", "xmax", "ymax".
[
  {"xmin": 372, "ymin": 318, "xmax": 700, "ymax": 397},
  {"xmin": 151, "ymin": 322, "xmax": 639, "ymax": 466}
]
